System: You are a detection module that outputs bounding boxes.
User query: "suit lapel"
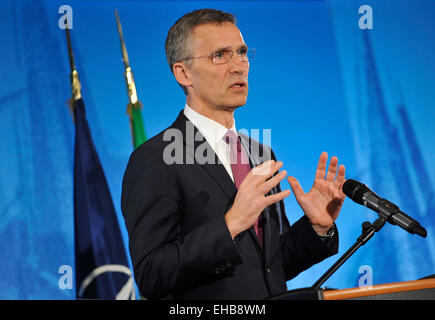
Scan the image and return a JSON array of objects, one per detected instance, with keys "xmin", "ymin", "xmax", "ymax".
[
  {"xmin": 171, "ymin": 111, "xmax": 272, "ymax": 261},
  {"xmin": 171, "ymin": 111, "xmax": 237, "ymax": 201}
]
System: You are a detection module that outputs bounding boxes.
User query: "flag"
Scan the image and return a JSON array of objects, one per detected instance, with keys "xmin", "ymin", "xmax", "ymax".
[
  {"xmin": 127, "ymin": 101, "xmax": 147, "ymax": 149},
  {"xmin": 73, "ymin": 98, "xmax": 135, "ymax": 299}
]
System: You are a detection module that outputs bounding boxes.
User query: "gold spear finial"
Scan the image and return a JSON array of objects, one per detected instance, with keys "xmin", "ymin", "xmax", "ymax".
[
  {"xmin": 115, "ymin": 9, "xmax": 141, "ymax": 109},
  {"xmin": 65, "ymin": 27, "xmax": 82, "ymax": 102},
  {"xmin": 115, "ymin": 10, "xmax": 142, "ymax": 115}
]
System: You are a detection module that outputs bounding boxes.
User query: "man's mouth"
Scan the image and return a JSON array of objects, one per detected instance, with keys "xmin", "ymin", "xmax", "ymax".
[{"xmin": 229, "ymin": 82, "xmax": 247, "ymax": 89}]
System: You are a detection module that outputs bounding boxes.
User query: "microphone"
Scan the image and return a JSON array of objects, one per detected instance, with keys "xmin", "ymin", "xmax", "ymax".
[{"xmin": 343, "ymin": 179, "xmax": 427, "ymax": 238}]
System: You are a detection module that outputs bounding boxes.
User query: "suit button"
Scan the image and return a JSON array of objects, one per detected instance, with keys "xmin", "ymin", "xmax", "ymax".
[
  {"xmin": 265, "ymin": 267, "xmax": 271, "ymax": 274},
  {"xmin": 220, "ymin": 265, "xmax": 226, "ymax": 272},
  {"xmin": 226, "ymin": 261, "xmax": 232, "ymax": 268},
  {"xmin": 215, "ymin": 267, "xmax": 221, "ymax": 274}
]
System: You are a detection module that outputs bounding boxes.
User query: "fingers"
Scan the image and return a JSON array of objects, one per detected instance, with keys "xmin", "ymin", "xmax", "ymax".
[
  {"xmin": 314, "ymin": 151, "xmax": 328, "ymax": 180},
  {"xmin": 251, "ymin": 160, "xmax": 288, "ymax": 195},
  {"xmin": 336, "ymin": 164, "xmax": 346, "ymax": 184},
  {"xmin": 264, "ymin": 189, "xmax": 291, "ymax": 207},
  {"xmin": 326, "ymin": 156, "xmax": 338, "ymax": 181},
  {"xmin": 261, "ymin": 169, "xmax": 288, "ymax": 194},
  {"xmin": 336, "ymin": 165, "xmax": 346, "ymax": 198},
  {"xmin": 251, "ymin": 159, "xmax": 283, "ymax": 181},
  {"xmin": 315, "ymin": 152, "xmax": 344, "ymax": 183},
  {"xmin": 287, "ymin": 176, "xmax": 305, "ymax": 199}
]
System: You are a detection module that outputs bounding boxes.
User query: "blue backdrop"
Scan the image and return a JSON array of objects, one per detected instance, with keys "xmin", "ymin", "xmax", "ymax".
[{"xmin": 0, "ymin": 0, "xmax": 434, "ymax": 299}]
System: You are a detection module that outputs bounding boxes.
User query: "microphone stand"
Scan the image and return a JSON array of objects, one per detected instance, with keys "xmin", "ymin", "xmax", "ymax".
[
  {"xmin": 268, "ymin": 210, "xmax": 401, "ymax": 299},
  {"xmin": 312, "ymin": 217, "xmax": 386, "ymax": 289}
]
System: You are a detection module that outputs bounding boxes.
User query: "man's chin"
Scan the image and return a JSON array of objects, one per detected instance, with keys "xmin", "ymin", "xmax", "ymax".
[
  {"xmin": 225, "ymin": 97, "xmax": 248, "ymax": 110},
  {"xmin": 222, "ymin": 103, "xmax": 246, "ymax": 112}
]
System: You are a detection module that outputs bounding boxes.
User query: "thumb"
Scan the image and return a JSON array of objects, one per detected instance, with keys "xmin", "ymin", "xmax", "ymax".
[{"xmin": 287, "ymin": 176, "xmax": 305, "ymax": 200}]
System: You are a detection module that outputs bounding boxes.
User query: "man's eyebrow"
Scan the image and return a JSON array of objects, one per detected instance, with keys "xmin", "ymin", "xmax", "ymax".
[{"xmin": 213, "ymin": 44, "xmax": 248, "ymax": 52}]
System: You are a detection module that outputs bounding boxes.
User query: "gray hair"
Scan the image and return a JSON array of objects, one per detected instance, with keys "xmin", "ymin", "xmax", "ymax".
[{"xmin": 165, "ymin": 9, "xmax": 236, "ymax": 94}]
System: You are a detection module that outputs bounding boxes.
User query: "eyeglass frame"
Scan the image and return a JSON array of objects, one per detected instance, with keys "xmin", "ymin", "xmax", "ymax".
[{"xmin": 183, "ymin": 46, "xmax": 255, "ymax": 65}]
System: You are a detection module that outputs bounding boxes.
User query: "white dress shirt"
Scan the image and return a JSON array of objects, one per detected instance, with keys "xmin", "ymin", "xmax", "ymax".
[{"xmin": 184, "ymin": 104, "xmax": 237, "ymax": 182}]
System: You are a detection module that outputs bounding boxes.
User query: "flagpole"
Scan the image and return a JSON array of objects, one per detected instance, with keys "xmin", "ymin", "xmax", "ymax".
[
  {"xmin": 65, "ymin": 27, "xmax": 135, "ymax": 299},
  {"xmin": 115, "ymin": 9, "xmax": 147, "ymax": 148}
]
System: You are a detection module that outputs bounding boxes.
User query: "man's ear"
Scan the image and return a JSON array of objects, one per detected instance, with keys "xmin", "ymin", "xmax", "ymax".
[{"xmin": 173, "ymin": 62, "xmax": 192, "ymax": 88}]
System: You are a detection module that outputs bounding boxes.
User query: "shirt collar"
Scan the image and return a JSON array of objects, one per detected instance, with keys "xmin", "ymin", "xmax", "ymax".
[{"xmin": 183, "ymin": 104, "xmax": 237, "ymax": 147}]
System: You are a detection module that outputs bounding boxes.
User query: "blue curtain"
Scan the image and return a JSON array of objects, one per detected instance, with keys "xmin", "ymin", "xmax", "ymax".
[{"xmin": 0, "ymin": 0, "xmax": 433, "ymax": 298}]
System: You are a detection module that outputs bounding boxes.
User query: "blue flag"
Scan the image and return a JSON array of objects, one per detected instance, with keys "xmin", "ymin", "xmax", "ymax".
[{"xmin": 73, "ymin": 98, "xmax": 135, "ymax": 299}]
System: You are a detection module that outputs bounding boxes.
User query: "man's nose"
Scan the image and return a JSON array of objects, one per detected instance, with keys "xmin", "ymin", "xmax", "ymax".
[{"xmin": 229, "ymin": 53, "xmax": 249, "ymax": 73}]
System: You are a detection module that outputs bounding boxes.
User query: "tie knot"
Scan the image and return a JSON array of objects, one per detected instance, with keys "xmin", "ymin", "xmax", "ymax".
[{"xmin": 223, "ymin": 130, "xmax": 239, "ymax": 145}]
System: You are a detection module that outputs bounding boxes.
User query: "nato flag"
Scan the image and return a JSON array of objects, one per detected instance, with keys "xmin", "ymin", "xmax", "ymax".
[{"xmin": 73, "ymin": 98, "xmax": 135, "ymax": 299}]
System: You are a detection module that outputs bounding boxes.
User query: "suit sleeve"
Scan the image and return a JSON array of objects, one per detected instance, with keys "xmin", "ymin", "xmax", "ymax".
[
  {"xmin": 121, "ymin": 143, "xmax": 243, "ymax": 299},
  {"xmin": 269, "ymin": 149, "xmax": 339, "ymax": 281}
]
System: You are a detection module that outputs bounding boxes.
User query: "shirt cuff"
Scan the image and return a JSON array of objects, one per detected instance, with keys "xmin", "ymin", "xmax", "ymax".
[{"xmin": 317, "ymin": 224, "xmax": 336, "ymax": 243}]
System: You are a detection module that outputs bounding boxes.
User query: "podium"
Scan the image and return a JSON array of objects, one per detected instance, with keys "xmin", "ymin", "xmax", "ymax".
[
  {"xmin": 322, "ymin": 278, "xmax": 435, "ymax": 300},
  {"xmin": 268, "ymin": 278, "xmax": 435, "ymax": 300}
]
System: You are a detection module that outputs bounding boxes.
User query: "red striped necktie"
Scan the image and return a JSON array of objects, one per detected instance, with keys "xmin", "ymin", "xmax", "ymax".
[{"xmin": 223, "ymin": 130, "xmax": 263, "ymax": 249}]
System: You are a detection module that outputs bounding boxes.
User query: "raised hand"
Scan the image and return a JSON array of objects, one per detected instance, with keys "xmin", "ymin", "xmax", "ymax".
[
  {"xmin": 287, "ymin": 152, "xmax": 346, "ymax": 235},
  {"xmin": 225, "ymin": 160, "xmax": 291, "ymax": 239}
]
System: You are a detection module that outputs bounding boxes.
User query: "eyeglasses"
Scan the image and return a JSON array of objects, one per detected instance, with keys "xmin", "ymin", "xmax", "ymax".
[{"xmin": 184, "ymin": 47, "xmax": 255, "ymax": 65}]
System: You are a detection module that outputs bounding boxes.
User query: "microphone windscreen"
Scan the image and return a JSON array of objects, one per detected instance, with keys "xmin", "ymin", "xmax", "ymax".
[
  {"xmin": 343, "ymin": 179, "xmax": 369, "ymax": 205},
  {"xmin": 415, "ymin": 226, "xmax": 427, "ymax": 238}
]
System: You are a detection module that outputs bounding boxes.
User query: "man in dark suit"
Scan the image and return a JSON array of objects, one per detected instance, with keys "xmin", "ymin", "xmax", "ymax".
[{"xmin": 121, "ymin": 9, "xmax": 346, "ymax": 300}]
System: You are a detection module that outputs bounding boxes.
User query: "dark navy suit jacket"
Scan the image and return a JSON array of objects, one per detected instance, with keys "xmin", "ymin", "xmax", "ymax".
[{"xmin": 121, "ymin": 111, "xmax": 338, "ymax": 300}]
